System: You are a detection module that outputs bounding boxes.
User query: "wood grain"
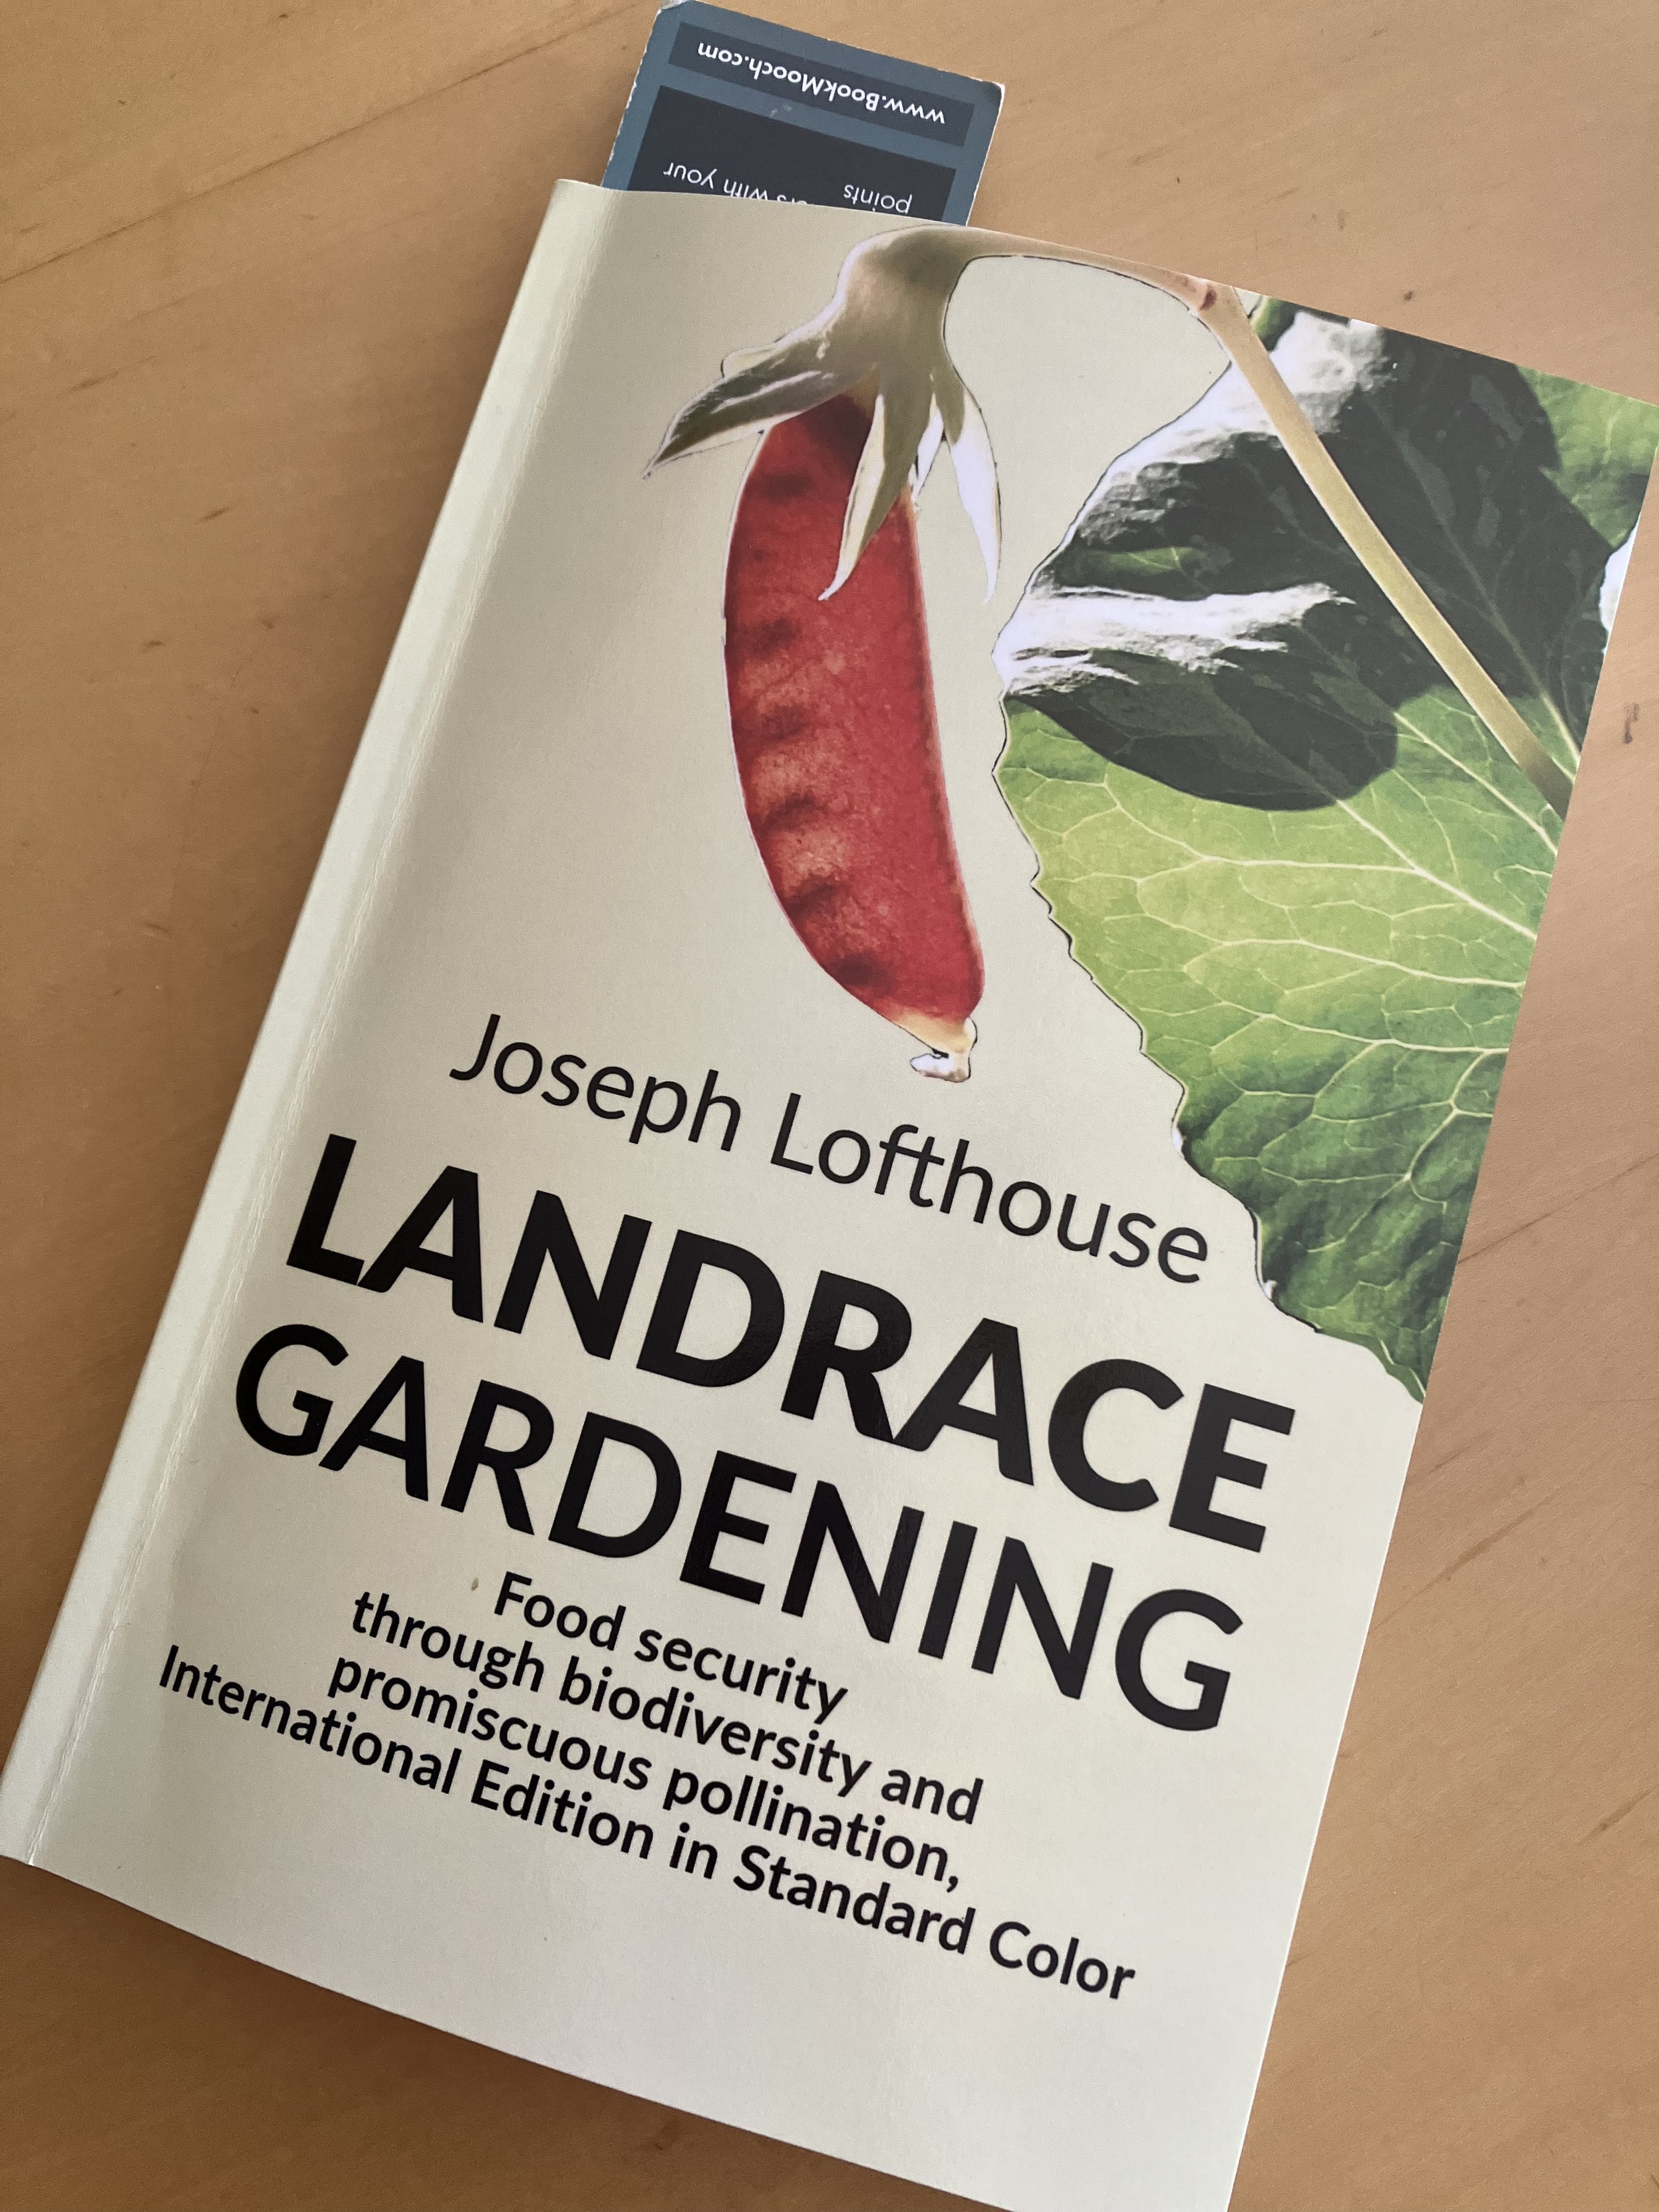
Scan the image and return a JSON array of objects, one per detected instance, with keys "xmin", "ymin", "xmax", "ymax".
[{"xmin": 2, "ymin": 3, "xmax": 1654, "ymax": 2206}]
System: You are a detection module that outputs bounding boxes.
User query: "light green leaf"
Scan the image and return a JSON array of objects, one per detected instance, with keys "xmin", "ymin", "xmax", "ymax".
[
  {"xmin": 996, "ymin": 313, "xmax": 1657, "ymax": 1394},
  {"xmin": 1520, "ymin": 367, "xmax": 1659, "ymax": 548},
  {"xmin": 999, "ymin": 697, "xmax": 1548, "ymax": 1396}
]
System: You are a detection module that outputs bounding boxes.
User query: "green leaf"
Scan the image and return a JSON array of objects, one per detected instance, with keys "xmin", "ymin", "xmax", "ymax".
[
  {"xmin": 998, "ymin": 697, "xmax": 1551, "ymax": 1396},
  {"xmin": 1520, "ymin": 367, "xmax": 1659, "ymax": 548},
  {"xmin": 995, "ymin": 313, "xmax": 1657, "ymax": 1394}
]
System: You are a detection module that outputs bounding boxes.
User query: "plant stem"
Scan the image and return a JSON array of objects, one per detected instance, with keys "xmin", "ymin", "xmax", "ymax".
[{"xmin": 1195, "ymin": 285, "xmax": 1575, "ymax": 820}]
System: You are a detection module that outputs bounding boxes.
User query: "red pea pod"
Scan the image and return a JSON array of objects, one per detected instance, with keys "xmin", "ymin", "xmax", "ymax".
[{"xmin": 723, "ymin": 395, "xmax": 984, "ymax": 1081}]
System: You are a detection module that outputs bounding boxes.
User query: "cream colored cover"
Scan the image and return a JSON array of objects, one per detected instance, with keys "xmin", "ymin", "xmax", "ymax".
[{"xmin": 3, "ymin": 183, "xmax": 1651, "ymax": 2212}]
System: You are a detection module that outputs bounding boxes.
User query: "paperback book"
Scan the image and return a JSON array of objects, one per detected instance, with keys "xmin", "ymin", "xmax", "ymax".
[{"xmin": 3, "ymin": 182, "xmax": 1652, "ymax": 2211}]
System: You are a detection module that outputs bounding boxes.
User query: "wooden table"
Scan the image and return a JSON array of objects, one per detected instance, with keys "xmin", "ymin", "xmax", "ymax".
[{"xmin": 3, "ymin": 3, "xmax": 1655, "ymax": 2205}]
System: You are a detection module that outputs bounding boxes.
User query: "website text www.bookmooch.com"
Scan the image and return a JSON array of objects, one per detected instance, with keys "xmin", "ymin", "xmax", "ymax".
[{"xmin": 692, "ymin": 42, "xmax": 949, "ymax": 127}]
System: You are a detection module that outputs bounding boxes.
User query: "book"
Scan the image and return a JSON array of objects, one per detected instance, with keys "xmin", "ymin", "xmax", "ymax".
[{"xmin": 1, "ymin": 181, "xmax": 1652, "ymax": 2212}]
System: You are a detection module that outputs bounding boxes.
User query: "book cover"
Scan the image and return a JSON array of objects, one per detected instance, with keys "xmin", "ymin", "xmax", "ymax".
[{"xmin": 2, "ymin": 182, "xmax": 1652, "ymax": 2212}]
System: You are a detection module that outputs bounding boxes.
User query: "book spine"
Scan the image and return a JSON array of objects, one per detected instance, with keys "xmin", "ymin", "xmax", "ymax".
[{"xmin": 0, "ymin": 178, "xmax": 621, "ymax": 1860}]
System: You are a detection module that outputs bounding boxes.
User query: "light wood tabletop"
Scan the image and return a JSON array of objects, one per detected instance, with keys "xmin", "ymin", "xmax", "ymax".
[{"xmin": 3, "ymin": 3, "xmax": 1656, "ymax": 2206}]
